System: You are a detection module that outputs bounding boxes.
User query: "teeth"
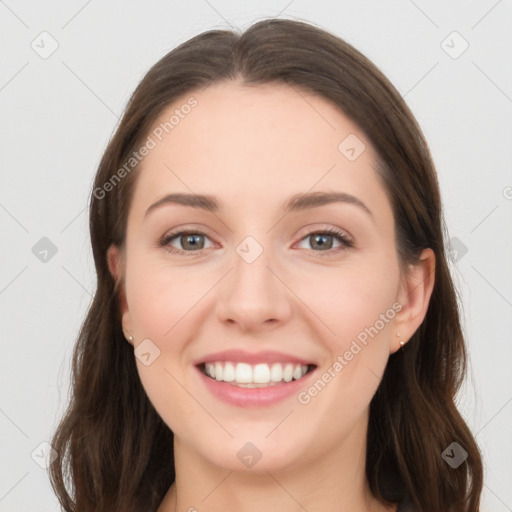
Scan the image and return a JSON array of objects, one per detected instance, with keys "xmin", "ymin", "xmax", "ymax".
[
  {"xmin": 202, "ymin": 361, "xmax": 310, "ymax": 386},
  {"xmin": 293, "ymin": 365, "xmax": 303, "ymax": 380},
  {"xmin": 253, "ymin": 363, "xmax": 270, "ymax": 383},
  {"xmin": 270, "ymin": 363, "xmax": 283, "ymax": 382},
  {"xmin": 235, "ymin": 362, "xmax": 252, "ymax": 383},
  {"xmin": 215, "ymin": 362, "xmax": 223, "ymax": 381},
  {"xmin": 283, "ymin": 363, "xmax": 294, "ymax": 382},
  {"xmin": 223, "ymin": 362, "xmax": 235, "ymax": 382}
]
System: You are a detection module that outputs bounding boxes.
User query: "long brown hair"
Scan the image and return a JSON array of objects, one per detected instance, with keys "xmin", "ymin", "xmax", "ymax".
[{"xmin": 48, "ymin": 18, "xmax": 483, "ymax": 512}]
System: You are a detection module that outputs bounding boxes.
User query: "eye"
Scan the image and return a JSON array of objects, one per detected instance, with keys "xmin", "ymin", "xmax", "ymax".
[
  {"xmin": 159, "ymin": 230, "xmax": 214, "ymax": 254},
  {"xmin": 159, "ymin": 227, "xmax": 354, "ymax": 256},
  {"xmin": 295, "ymin": 228, "xmax": 353, "ymax": 256}
]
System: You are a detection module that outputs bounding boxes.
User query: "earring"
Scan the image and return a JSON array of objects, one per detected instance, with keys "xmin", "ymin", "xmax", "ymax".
[
  {"xmin": 397, "ymin": 332, "xmax": 405, "ymax": 349},
  {"xmin": 125, "ymin": 334, "xmax": 134, "ymax": 344}
]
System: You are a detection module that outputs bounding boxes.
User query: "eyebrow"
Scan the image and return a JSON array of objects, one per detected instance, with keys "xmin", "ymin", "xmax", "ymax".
[{"xmin": 144, "ymin": 191, "xmax": 373, "ymax": 219}]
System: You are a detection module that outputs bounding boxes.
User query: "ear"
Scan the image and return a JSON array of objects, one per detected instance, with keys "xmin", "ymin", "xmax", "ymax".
[
  {"xmin": 391, "ymin": 248, "xmax": 436, "ymax": 353},
  {"xmin": 107, "ymin": 244, "xmax": 133, "ymax": 338}
]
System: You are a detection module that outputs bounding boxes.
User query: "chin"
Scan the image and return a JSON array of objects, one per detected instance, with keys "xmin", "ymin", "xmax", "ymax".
[{"xmin": 193, "ymin": 435, "xmax": 306, "ymax": 474}]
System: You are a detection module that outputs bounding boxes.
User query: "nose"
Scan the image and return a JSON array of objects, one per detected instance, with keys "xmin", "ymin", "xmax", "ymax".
[{"xmin": 215, "ymin": 238, "xmax": 293, "ymax": 333}]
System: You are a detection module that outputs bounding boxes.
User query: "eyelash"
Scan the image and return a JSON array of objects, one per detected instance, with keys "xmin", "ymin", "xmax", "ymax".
[{"xmin": 159, "ymin": 227, "xmax": 354, "ymax": 257}]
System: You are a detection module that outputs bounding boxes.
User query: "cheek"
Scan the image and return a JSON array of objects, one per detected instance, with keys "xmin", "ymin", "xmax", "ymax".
[
  {"xmin": 296, "ymin": 257, "xmax": 399, "ymax": 347},
  {"xmin": 126, "ymin": 258, "xmax": 205, "ymax": 341},
  {"xmin": 125, "ymin": 261, "xmax": 205, "ymax": 431},
  {"xmin": 289, "ymin": 265, "xmax": 398, "ymax": 444}
]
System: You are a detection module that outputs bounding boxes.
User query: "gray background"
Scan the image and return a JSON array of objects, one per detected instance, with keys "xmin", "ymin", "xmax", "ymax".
[{"xmin": 1, "ymin": 1, "xmax": 511, "ymax": 511}]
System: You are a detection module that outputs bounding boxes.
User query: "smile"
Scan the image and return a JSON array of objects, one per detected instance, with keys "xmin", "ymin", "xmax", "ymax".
[{"xmin": 199, "ymin": 361, "xmax": 315, "ymax": 388}]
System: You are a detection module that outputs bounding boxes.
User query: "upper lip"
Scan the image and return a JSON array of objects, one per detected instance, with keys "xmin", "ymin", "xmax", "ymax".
[{"xmin": 193, "ymin": 349, "xmax": 316, "ymax": 366}]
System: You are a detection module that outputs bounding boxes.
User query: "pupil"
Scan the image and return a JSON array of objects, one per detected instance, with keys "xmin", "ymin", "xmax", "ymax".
[
  {"xmin": 183, "ymin": 234, "xmax": 203, "ymax": 250},
  {"xmin": 312, "ymin": 234, "xmax": 332, "ymax": 250}
]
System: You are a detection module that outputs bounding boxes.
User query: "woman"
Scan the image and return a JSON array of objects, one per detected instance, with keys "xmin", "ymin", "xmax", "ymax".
[{"xmin": 49, "ymin": 18, "xmax": 483, "ymax": 512}]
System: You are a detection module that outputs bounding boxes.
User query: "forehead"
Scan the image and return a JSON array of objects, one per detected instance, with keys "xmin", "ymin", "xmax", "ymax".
[{"xmin": 128, "ymin": 81, "xmax": 392, "ymax": 226}]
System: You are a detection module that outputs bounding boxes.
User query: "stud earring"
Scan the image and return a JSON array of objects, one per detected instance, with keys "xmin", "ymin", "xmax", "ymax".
[{"xmin": 397, "ymin": 332, "xmax": 405, "ymax": 349}]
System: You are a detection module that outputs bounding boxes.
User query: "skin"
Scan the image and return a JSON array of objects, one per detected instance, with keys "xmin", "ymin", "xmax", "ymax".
[{"xmin": 107, "ymin": 81, "xmax": 435, "ymax": 512}]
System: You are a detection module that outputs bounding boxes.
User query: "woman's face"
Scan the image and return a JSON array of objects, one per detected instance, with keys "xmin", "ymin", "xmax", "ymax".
[{"xmin": 109, "ymin": 81, "xmax": 416, "ymax": 473}]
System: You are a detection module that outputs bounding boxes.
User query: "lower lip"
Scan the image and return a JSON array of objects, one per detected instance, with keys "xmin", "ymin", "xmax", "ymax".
[{"xmin": 195, "ymin": 366, "xmax": 317, "ymax": 407}]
